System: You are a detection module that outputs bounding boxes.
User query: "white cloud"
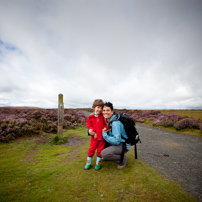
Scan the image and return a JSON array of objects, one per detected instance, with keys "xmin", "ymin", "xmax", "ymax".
[{"xmin": 0, "ymin": 0, "xmax": 202, "ymax": 109}]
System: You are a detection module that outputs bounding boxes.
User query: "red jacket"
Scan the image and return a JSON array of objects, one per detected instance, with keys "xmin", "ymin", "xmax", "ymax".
[{"xmin": 86, "ymin": 113, "xmax": 109, "ymax": 140}]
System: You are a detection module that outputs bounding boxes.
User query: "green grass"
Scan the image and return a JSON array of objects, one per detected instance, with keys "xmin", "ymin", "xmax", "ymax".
[
  {"xmin": 161, "ymin": 110, "xmax": 202, "ymax": 120},
  {"xmin": 0, "ymin": 126, "xmax": 195, "ymax": 202}
]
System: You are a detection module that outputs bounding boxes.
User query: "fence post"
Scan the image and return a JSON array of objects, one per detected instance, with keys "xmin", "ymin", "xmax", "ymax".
[{"xmin": 58, "ymin": 93, "xmax": 64, "ymax": 138}]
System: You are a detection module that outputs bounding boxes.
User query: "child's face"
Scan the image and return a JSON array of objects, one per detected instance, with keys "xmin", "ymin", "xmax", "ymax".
[{"xmin": 94, "ymin": 106, "xmax": 103, "ymax": 115}]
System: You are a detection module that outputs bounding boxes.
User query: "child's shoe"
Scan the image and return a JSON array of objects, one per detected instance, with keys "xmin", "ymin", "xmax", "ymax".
[
  {"xmin": 84, "ymin": 163, "xmax": 91, "ymax": 170},
  {"xmin": 94, "ymin": 156, "xmax": 102, "ymax": 170},
  {"xmin": 84, "ymin": 157, "xmax": 92, "ymax": 170},
  {"xmin": 94, "ymin": 164, "xmax": 101, "ymax": 170}
]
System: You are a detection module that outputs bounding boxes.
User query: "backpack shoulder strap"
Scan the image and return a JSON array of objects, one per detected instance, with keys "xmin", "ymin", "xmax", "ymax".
[{"xmin": 108, "ymin": 116, "xmax": 118, "ymax": 131}]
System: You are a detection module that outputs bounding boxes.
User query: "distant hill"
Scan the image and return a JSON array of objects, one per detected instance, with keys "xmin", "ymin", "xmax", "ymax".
[{"xmin": 0, "ymin": 106, "xmax": 44, "ymax": 109}]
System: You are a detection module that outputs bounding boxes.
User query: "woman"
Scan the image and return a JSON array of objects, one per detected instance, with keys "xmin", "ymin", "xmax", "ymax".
[{"xmin": 89, "ymin": 102, "xmax": 129, "ymax": 169}]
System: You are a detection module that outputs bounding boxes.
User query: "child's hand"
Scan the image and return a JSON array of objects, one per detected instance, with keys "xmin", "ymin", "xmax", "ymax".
[
  {"xmin": 94, "ymin": 133, "xmax": 97, "ymax": 139},
  {"xmin": 102, "ymin": 128, "xmax": 109, "ymax": 133}
]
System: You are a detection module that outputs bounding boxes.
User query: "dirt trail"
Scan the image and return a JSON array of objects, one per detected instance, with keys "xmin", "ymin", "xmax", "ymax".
[{"xmin": 136, "ymin": 124, "xmax": 202, "ymax": 201}]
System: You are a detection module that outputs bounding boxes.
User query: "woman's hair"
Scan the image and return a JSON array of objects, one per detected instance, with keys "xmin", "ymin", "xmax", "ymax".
[
  {"xmin": 103, "ymin": 102, "xmax": 114, "ymax": 110},
  {"xmin": 92, "ymin": 99, "xmax": 104, "ymax": 108}
]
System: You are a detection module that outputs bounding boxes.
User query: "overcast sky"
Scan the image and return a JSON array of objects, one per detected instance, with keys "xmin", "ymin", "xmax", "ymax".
[{"xmin": 0, "ymin": 0, "xmax": 202, "ymax": 109}]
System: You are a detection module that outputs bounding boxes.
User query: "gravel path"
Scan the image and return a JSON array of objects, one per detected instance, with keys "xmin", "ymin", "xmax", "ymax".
[
  {"xmin": 82, "ymin": 111, "xmax": 202, "ymax": 201},
  {"xmin": 136, "ymin": 123, "xmax": 202, "ymax": 201}
]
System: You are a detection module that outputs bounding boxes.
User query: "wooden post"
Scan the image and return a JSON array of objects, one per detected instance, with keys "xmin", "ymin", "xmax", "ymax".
[{"xmin": 58, "ymin": 93, "xmax": 64, "ymax": 138}]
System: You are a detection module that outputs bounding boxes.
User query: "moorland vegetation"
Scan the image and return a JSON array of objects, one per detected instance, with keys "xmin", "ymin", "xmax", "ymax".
[{"xmin": 0, "ymin": 107, "xmax": 201, "ymax": 143}]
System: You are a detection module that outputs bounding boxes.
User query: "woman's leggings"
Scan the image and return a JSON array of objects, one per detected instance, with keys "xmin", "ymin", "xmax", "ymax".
[{"xmin": 101, "ymin": 145, "xmax": 128, "ymax": 164}]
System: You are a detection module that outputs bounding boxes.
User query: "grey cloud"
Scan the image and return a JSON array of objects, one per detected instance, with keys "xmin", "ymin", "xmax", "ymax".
[{"xmin": 0, "ymin": 0, "xmax": 201, "ymax": 109}]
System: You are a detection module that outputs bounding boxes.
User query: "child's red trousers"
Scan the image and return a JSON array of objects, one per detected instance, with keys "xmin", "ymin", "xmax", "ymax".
[{"xmin": 88, "ymin": 138, "xmax": 105, "ymax": 157}]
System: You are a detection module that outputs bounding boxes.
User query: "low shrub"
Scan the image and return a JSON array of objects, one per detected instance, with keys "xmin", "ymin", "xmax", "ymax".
[
  {"xmin": 0, "ymin": 108, "xmax": 86, "ymax": 143},
  {"xmin": 49, "ymin": 135, "xmax": 68, "ymax": 145},
  {"xmin": 173, "ymin": 117, "xmax": 201, "ymax": 130},
  {"xmin": 116, "ymin": 109, "xmax": 202, "ymax": 132}
]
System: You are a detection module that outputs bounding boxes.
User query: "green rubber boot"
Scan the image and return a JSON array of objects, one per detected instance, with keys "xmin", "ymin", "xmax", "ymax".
[
  {"xmin": 84, "ymin": 164, "xmax": 91, "ymax": 170},
  {"xmin": 84, "ymin": 157, "xmax": 92, "ymax": 170},
  {"xmin": 94, "ymin": 164, "xmax": 101, "ymax": 170},
  {"xmin": 94, "ymin": 156, "xmax": 101, "ymax": 170}
]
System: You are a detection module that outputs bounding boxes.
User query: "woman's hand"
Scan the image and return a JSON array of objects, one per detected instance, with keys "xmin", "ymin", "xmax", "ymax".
[{"xmin": 89, "ymin": 129, "xmax": 95, "ymax": 136}]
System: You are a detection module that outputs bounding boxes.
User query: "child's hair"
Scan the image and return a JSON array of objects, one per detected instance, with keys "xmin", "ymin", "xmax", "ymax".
[
  {"xmin": 92, "ymin": 99, "xmax": 104, "ymax": 108},
  {"xmin": 103, "ymin": 102, "xmax": 114, "ymax": 110}
]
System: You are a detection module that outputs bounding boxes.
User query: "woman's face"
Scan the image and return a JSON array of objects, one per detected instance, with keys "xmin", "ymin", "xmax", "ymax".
[{"xmin": 103, "ymin": 106, "xmax": 114, "ymax": 121}]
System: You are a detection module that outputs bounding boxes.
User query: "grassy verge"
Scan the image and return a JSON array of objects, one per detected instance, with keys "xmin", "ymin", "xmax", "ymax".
[
  {"xmin": 0, "ymin": 126, "xmax": 195, "ymax": 202},
  {"xmin": 161, "ymin": 110, "xmax": 202, "ymax": 120}
]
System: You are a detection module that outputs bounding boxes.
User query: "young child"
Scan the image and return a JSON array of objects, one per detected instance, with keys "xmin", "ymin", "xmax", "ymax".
[{"xmin": 84, "ymin": 99, "xmax": 109, "ymax": 170}]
